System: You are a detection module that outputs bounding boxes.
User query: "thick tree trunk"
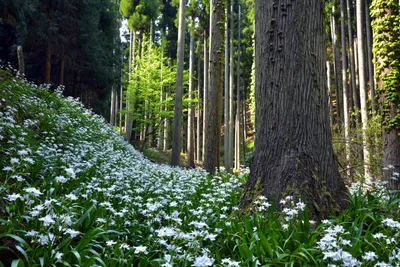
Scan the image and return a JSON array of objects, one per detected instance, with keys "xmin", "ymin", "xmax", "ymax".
[
  {"xmin": 187, "ymin": 24, "xmax": 195, "ymax": 168},
  {"xmin": 327, "ymin": 61, "xmax": 334, "ymax": 127},
  {"xmin": 356, "ymin": 0, "xmax": 372, "ymax": 182},
  {"xmin": 371, "ymin": 0, "xmax": 400, "ymax": 189},
  {"xmin": 171, "ymin": 0, "xmax": 186, "ymax": 166},
  {"xmin": 204, "ymin": 0, "xmax": 224, "ymax": 173},
  {"xmin": 240, "ymin": 0, "xmax": 348, "ymax": 220}
]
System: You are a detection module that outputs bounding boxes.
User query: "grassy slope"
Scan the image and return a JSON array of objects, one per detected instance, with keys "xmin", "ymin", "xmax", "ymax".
[{"xmin": 1, "ymin": 70, "xmax": 400, "ymax": 266}]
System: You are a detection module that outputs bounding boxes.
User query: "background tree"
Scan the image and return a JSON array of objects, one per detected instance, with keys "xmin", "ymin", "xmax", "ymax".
[
  {"xmin": 240, "ymin": 0, "xmax": 348, "ymax": 219},
  {"xmin": 371, "ymin": 0, "xmax": 400, "ymax": 188},
  {"xmin": 204, "ymin": 0, "xmax": 225, "ymax": 173}
]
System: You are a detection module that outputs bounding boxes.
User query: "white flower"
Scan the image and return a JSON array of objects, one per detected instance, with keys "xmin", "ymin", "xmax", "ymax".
[
  {"xmin": 65, "ymin": 229, "xmax": 80, "ymax": 238},
  {"xmin": 222, "ymin": 258, "xmax": 240, "ymax": 267},
  {"xmin": 2, "ymin": 166, "xmax": 13, "ymax": 171},
  {"xmin": 7, "ymin": 193, "xmax": 23, "ymax": 201},
  {"xmin": 24, "ymin": 187, "xmax": 42, "ymax": 197},
  {"xmin": 362, "ymin": 251, "xmax": 378, "ymax": 261},
  {"xmin": 55, "ymin": 175, "xmax": 68, "ymax": 183},
  {"xmin": 106, "ymin": 240, "xmax": 117, "ymax": 246},
  {"xmin": 65, "ymin": 193, "xmax": 78, "ymax": 201},
  {"xmin": 39, "ymin": 215, "xmax": 55, "ymax": 226},
  {"xmin": 17, "ymin": 149, "xmax": 29, "ymax": 156},
  {"xmin": 54, "ymin": 251, "xmax": 63, "ymax": 260},
  {"xmin": 10, "ymin": 158, "xmax": 19, "ymax": 164},
  {"xmin": 134, "ymin": 246, "xmax": 148, "ymax": 254},
  {"xmin": 193, "ymin": 253, "xmax": 214, "ymax": 267}
]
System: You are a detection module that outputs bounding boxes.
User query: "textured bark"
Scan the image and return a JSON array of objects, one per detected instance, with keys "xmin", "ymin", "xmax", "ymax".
[
  {"xmin": 346, "ymin": 0, "xmax": 359, "ymax": 118},
  {"xmin": 171, "ymin": 0, "xmax": 186, "ymax": 166},
  {"xmin": 331, "ymin": 4, "xmax": 343, "ymax": 123},
  {"xmin": 224, "ymin": 3, "xmax": 231, "ymax": 172},
  {"xmin": 240, "ymin": 0, "xmax": 348, "ymax": 220},
  {"xmin": 234, "ymin": 4, "xmax": 241, "ymax": 171},
  {"xmin": 125, "ymin": 31, "xmax": 136, "ymax": 141},
  {"xmin": 110, "ymin": 87, "xmax": 115, "ymax": 125},
  {"xmin": 341, "ymin": 0, "xmax": 351, "ymax": 176},
  {"xmin": 202, "ymin": 34, "xmax": 209, "ymax": 162},
  {"xmin": 197, "ymin": 40, "xmax": 203, "ymax": 162},
  {"xmin": 17, "ymin": 46, "xmax": 24, "ymax": 75},
  {"xmin": 187, "ymin": 25, "xmax": 195, "ymax": 168},
  {"xmin": 365, "ymin": 0, "xmax": 376, "ymax": 114},
  {"xmin": 204, "ymin": 0, "xmax": 224, "ymax": 173},
  {"xmin": 356, "ymin": 0, "xmax": 372, "ymax": 182},
  {"xmin": 228, "ymin": 3, "xmax": 235, "ymax": 171},
  {"xmin": 327, "ymin": 61, "xmax": 334, "ymax": 127}
]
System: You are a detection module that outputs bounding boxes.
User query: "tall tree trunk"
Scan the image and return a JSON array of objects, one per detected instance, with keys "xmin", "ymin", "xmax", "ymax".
[
  {"xmin": 346, "ymin": 0, "xmax": 358, "ymax": 123},
  {"xmin": 234, "ymin": 4, "xmax": 241, "ymax": 171},
  {"xmin": 356, "ymin": 0, "xmax": 372, "ymax": 183},
  {"xmin": 171, "ymin": 0, "xmax": 186, "ymax": 166},
  {"xmin": 365, "ymin": 0, "xmax": 376, "ymax": 114},
  {"xmin": 17, "ymin": 46, "xmax": 24, "ymax": 75},
  {"xmin": 327, "ymin": 61, "xmax": 334, "ymax": 127},
  {"xmin": 224, "ymin": 2, "xmax": 231, "ymax": 172},
  {"xmin": 371, "ymin": 0, "xmax": 400, "ymax": 189},
  {"xmin": 114, "ymin": 87, "xmax": 118, "ymax": 126},
  {"xmin": 60, "ymin": 55, "xmax": 65, "ymax": 86},
  {"xmin": 125, "ymin": 31, "xmax": 136, "ymax": 141},
  {"xmin": 341, "ymin": 0, "xmax": 351, "ymax": 177},
  {"xmin": 202, "ymin": 33, "xmax": 209, "ymax": 162},
  {"xmin": 197, "ymin": 40, "xmax": 203, "ymax": 162},
  {"xmin": 228, "ymin": 2, "xmax": 235, "ymax": 171},
  {"xmin": 158, "ymin": 54, "xmax": 164, "ymax": 151},
  {"xmin": 45, "ymin": 43, "xmax": 52, "ymax": 84},
  {"xmin": 110, "ymin": 87, "xmax": 115, "ymax": 125},
  {"xmin": 187, "ymin": 21, "xmax": 195, "ymax": 168},
  {"xmin": 331, "ymin": 4, "xmax": 343, "ymax": 124},
  {"xmin": 240, "ymin": 0, "xmax": 347, "ymax": 220},
  {"xmin": 204, "ymin": 0, "xmax": 225, "ymax": 172}
]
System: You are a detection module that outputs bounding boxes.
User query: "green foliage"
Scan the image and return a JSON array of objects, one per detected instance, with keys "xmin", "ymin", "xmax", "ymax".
[
  {"xmin": 371, "ymin": 0, "xmax": 400, "ymax": 132},
  {"xmin": 1, "ymin": 69, "xmax": 400, "ymax": 266}
]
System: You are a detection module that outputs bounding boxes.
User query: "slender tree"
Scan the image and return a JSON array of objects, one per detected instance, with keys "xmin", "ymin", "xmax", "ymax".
[
  {"xmin": 171, "ymin": 0, "xmax": 186, "ymax": 166},
  {"xmin": 240, "ymin": 0, "xmax": 347, "ymax": 219},
  {"xmin": 356, "ymin": 0, "xmax": 372, "ymax": 182},
  {"xmin": 224, "ymin": 1, "xmax": 231, "ymax": 172},
  {"xmin": 187, "ymin": 16, "xmax": 195, "ymax": 168}
]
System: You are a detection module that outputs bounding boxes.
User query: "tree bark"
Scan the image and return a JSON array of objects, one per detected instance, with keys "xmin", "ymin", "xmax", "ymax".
[
  {"xmin": 197, "ymin": 40, "xmax": 203, "ymax": 162},
  {"xmin": 341, "ymin": 0, "xmax": 351, "ymax": 177},
  {"xmin": 240, "ymin": 0, "xmax": 348, "ymax": 220},
  {"xmin": 204, "ymin": 0, "xmax": 224, "ymax": 173},
  {"xmin": 187, "ymin": 21, "xmax": 195, "ymax": 168},
  {"xmin": 125, "ymin": 31, "xmax": 136, "ymax": 141},
  {"xmin": 331, "ymin": 4, "xmax": 343, "ymax": 124},
  {"xmin": 224, "ymin": 2, "xmax": 231, "ymax": 172},
  {"xmin": 17, "ymin": 46, "xmax": 24, "ymax": 75},
  {"xmin": 365, "ymin": 0, "xmax": 376, "ymax": 114},
  {"xmin": 202, "ymin": 33, "xmax": 209, "ymax": 162},
  {"xmin": 356, "ymin": 0, "xmax": 372, "ymax": 182},
  {"xmin": 228, "ymin": 2, "xmax": 235, "ymax": 171},
  {"xmin": 234, "ymin": 4, "xmax": 241, "ymax": 171},
  {"xmin": 171, "ymin": 0, "xmax": 186, "ymax": 166}
]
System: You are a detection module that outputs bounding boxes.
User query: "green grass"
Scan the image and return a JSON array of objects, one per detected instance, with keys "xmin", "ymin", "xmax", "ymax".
[{"xmin": 0, "ymin": 68, "xmax": 400, "ymax": 266}]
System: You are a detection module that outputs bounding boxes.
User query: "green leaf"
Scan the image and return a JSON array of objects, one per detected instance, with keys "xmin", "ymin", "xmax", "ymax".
[
  {"xmin": 11, "ymin": 259, "xmax": 24, "ymax": 267},
  {"xmin": 258, "ymin": 231, "xmax": 273, "ymax": 258},
  {"xmin": 72, "ymin": 205, "xmax": 94, "ymax": 229}
]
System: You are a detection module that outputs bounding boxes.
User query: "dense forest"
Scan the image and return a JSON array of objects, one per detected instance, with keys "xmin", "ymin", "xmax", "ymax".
[{"xmin": 0, "ymin": 0, "xmax": 400, "ymax": 265}]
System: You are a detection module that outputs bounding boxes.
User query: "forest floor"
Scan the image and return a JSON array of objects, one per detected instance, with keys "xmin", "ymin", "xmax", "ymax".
[{"xmin": 0, "ymin": 69, "xmax": 400, "ymax": 266}]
